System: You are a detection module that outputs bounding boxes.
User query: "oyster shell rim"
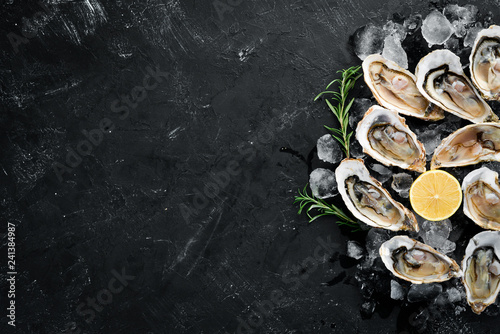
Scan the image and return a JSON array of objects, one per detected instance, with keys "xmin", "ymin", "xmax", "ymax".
[{"xmin": 380, "ymin": 235, "xmax": 462, "ymax": 284}]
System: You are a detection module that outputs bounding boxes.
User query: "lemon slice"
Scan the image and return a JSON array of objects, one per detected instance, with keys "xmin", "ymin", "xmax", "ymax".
[{"xmin": 409, "ymin": 170, "xmax": 462, "ymax": 221}]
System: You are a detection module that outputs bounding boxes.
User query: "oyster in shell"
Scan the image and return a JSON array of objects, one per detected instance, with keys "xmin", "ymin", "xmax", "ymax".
[
  {"xmin": 356, "ymin": 105, "xmax": 426, "ymax": 173},
  {"xmin": 415, "ymin": 49, "xmax": 498, "ymax": 123},
  {"xmin": 462, "ymin": 231, "xmax": 500, "ymax": 314},
  {"xmin": 362, "ymin": 54, "xmax": 444, "ymax": 121},
  {"xmin": 470, "ymin": 25, "xmax": 500, "ymax": 100},
  {"xmin": 463, "ymin": 167, "xmax": 500, "ymax": 230},
  {"xmin": 336, "ymin": 159, "xmax": 418, "ymax": 232},
  {"xmin": 380, "ymin": 235, "xmax": 462, "ymax": 284},
  {"xmin": 431, "ymin": 123, "xmax": 500, "ymax": 169}
]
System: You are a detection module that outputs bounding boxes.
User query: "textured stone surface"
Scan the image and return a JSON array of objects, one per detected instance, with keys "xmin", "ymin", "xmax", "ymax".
[{"xmin": 2, "ymin": 1, "xmax": 500, "ymax": 333}]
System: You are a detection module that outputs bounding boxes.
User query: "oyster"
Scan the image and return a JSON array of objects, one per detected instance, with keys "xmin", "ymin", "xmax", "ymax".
[
  {"xmin": 470, "ymin": 25, "xmax": 500, "ymax": 100},
  {"xmin": 463, "ymin": 167, "xmax": 500, "ymax": 230},
  {"xmin": 362, "ymin": 54, "xmax": 444, "ymax": 121},
  {"xmin": 356, "ymin": 105, "xmax": 426, "ymax": 173},
  {"xmin": 335, "ymin": 159, "xmax": 418, "ymax": 232},
  {"xmin": 462, "ymin": 231, "xmax": 500, "ymax": 314},
  {"xmin": 431, "ymin": 123, "xmax": 500, "ymax": 169},
  {"xmin": 415, "ymin": 49, "xmax": 498, "ymax": 123},
  {"xmin": 380, "ymin": 235, "xmax": 462, "ymax": 284}
]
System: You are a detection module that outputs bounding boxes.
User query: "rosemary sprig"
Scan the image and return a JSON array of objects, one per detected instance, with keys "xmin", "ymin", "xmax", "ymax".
[
  {"xmin": 294, "ymin": 185, "xmax": 360, "ymax": 231},
  {"xmin": 314, "ymin": 66, "xmax": 362, "ymax": 158}
]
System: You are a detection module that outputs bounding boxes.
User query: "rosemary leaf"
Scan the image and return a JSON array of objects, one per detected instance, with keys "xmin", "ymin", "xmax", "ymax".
[
  {"xmin": 315, "ymin": 65, "xmax": 362, "ymax": 159},
  {"xmin": 294, "ymin": 185, "xmax": 359, "ymax": 231}
]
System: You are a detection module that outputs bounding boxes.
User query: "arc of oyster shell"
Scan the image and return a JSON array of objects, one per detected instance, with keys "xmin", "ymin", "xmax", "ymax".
[
  {"xmin": 380, "ymin": 235, "xmax": 462, "ymax": 284},
  {"xmin": 470, "ymin": 25, "xmax": 500, "ymax": 100},
  {"xmin": 431, "ymin": 123, "xmax": 500, "ymax": 169},
  {"xmin": 335, "ymin": 159, "xmax": 419, "ymax": 232},
  {"xmin": 362, "ymin": 54, "xmax": 444, "ymax": 121},
  {"xmin": 462, "ymin": 231, "xmax": 500, "ymax": 314},
  {"xmin": 463, "ymin": 167, "xmax": 500, "ymax": 231},
  {"xmin": 415, "ymin": 49, "xmax": 498, "ymax": 123},
  {"xmin": 356, "ymin": 105, "xmax": 426, "ymax": 173}
]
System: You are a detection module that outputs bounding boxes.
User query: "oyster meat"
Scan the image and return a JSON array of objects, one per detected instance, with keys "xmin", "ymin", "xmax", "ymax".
[
  {"xmin": 380, "ymin": 235, "xmax": 462, "ymax": 284},
  {"xmin": 431, "ymin": 123, "xmax": 500, "ymax": 169},
  {"xmin": 336, "ymin": 159, "xmax": 418, "ymax": 232},
  {"xmin": 415, "ymin": 49, "xmax": 498, "ymax": 123},
  {"xmin": 362, "ymin": 54, "xmax": 444, "ymax": 121},
  {"xmin": 470, "ymin": 25, "xmax": 500, "ymax": 100},
  {"xmin": 356, "ymin": 105, "xmax": 426, "ymax": 173},
  {"xmin": 462, "ymin": 231, "xmax": 500, "ymax": 314},
  {"xmin": 463, "ymin": 167, "xmax": 500, "ymax": 231}
]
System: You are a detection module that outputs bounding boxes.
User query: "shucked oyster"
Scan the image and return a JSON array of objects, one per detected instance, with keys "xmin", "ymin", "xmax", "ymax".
[
  {"xmin": 470, "ymin": 25, "xmax": 500, "ymax": 100},
  {"xmin": 380, "ymin": 235, "xmax": 462, "ymax": 284},
  {"xmin": 462, "ymin": 231, "xmax": 500, "ymax": 314},
  {"xmin": 336, "ymin": 159, "xmax": 418, "ymax": 232},
  {"xmin": 356, "ymin": 106, "xmax": 426, "ymax": 173},
  {"xmin": 362, "ymin": 54, "xmax": 444, "ymax": 121},
  {"xmin": 431, "ymin": 123, "xmax": 500, "ymax": 169},
  {"xmin": 463, "ymin": 167, "xmax": 500, "ymax": 231},
  {"xmin": 415, "ymin": 49, "xmax": 498, "ymax": 123}
]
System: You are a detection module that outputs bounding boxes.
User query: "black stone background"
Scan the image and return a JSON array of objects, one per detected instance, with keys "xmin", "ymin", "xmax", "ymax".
[{"xmin": 2, "ymin": 0, "xmax": 500, "ymax": 333}]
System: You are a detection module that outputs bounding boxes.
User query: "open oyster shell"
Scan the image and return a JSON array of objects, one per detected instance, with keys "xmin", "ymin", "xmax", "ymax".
[
  {"xmin": 335, "ymin": 159, "xmax": 418, "ymax": 232},
  {"xmin": 356, "ymin": 105, "xmax": 426, "ymax": 173},
  {"xmin": 470, "ymin": 25, "xmax": 500, "ymax": 100},
  {"xmin": 362, "ymin": 54, "xmax": 444, "ymax": 121},
  {"xmin": 380, "ymin": 235, "xmax": 462, "ymax": 284},
  {"xmin": 415, "ymin": 49, "xmax": 498, "ymax": 123},
  {"xmin": 462, "ymin": 231, "xmax": 500, "ymax": 314},
  {"xmin": 431, "ymin": 123, "xmax": 500, "ymax": 169},
  {"xmin": 463, "ymin": 167, "xmax": 500, "ymax": 231}
]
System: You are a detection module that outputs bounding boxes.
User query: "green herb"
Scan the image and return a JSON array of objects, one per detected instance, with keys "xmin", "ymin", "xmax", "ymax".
[
  {"xmin": 294, "ymin": 185, "xmax": 360, "ymax": 231},
  {"xmin": 314, "ymin": 66, "xmax": 362, "ymax": 158}
]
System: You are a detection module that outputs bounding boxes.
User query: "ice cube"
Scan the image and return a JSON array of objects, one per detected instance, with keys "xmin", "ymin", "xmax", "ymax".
[
  {"xmin": 360, "ymin": 300, "xmax": 376, "ymax": 319},
  {"xmin": 309, "ymin": 168, "xmax": 337, "ymax": 199},
  {"xmin": 407, "ymin": 283, "xmax": 443, "ymax": 302},
  {"xmin": 353, "ymin": 24, "xmax": 385, "ymax": 61},
  {"xmin": 404, "ymin": 14, "xmax": 422, "ymax": 33},
  {"xmin": 391, "ymin": 173, "xmax": 413, "ymax": 199},
  {"xmin": 464, "ymin": 23, "xmax": 483, "ymax": 47},
  {"xmin": 350, "ymin": 139, "xmax": 366, "ymax": 159},
  {"xmin": 417, "ymin": 126, "xmax": 443, "ymax": 157},
  {"xmin": 370, "ymin": 163, "xmax": 392, "ymax": 184},
  {"xmin": 444, "ymin": 4, "xmax": 478, "ymax": 26},
  {"xmin": 419, "ymin": 219, "xmax": 456, "ymax": 254},
  {"xmin": 451, "ymin": 20, "xmax": 467, "ymax": 38},
  {"xmin": 444, "ymin": 36, "xmax": 460, "ymax": 52},
  {"xmin": 347, "ymin": 240, "xmax": 364, "ymax": 260},
  {"xmin": 365, "ymin": 228, "xmax": 391, "ymax": 261},
  {"xmin": 421, "ymin": 10, "xmax": 454, "ymax": 46},
  {"xmin": 446, "ymin": 287, "xmax": 462, "ymax": 303},
  {"xmin": 382, "ymin": 34, "xmax": 408, "ymax": 69},
  {"xmin": 383, "ymin": 21, "xmax": 407, "ymax": 42},
  {"xmin": 317, "ymin": 134, "xmax": 343, "ymax": 164},
  {"xmin": 390, "ymin": 280, "xmax": 405, "ymax": 300}
]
